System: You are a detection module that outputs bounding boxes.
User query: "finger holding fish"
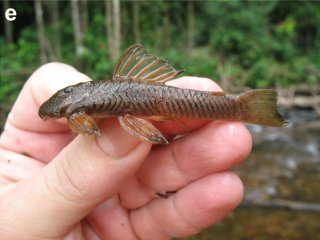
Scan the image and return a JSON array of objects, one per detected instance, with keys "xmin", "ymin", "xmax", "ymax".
[
  {"xmin": 2, "ymin": 53, "xmax": 253, "ymax": 240},
  {"xmin": 142, "ymin": 121, "xmax": 251, "ymax": 190},
  {"xmin": 35, "ymin": 44, "xmax": 283, "ymax": 208},
  {"xmin": 117, "ymin": 77, "xmax": 252, "ymax": 209},
  {"xmin": 118, "ymin": 120, "xmax": 251, "ymax": 209},
  {"xmin": 35, "ymin": 44, "xmax": 280, "ymax": 209},
  {"xmin": 130, "ymin": 172, "xmax": 244, "ymax": 239}
]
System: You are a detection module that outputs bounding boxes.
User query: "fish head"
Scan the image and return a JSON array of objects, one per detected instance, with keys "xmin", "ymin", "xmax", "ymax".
[{"xmin": 38, "ymin": 82, "xmax": 92, "ymax": 120}]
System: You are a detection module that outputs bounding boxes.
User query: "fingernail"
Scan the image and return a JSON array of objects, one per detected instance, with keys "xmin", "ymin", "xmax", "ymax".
[{"xmin": 96, "ymin": 118, "xmax": 142, "ymax": 158}]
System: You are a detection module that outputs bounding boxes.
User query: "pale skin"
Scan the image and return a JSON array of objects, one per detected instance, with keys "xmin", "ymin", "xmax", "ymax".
[{"xmin": 0, "ymin": 63, "xmax": 252, "ymax": 240}]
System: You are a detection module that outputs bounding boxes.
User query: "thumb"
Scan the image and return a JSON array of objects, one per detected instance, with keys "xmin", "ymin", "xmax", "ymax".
[{"xmin": 1, "ymin": 109, "xmax": 151, "ymax": 239}]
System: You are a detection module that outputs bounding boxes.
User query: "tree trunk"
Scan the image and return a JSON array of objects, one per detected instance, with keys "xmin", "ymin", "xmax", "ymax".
[
  {"xmin": 80, "ymin": 0, "xmax": 88, "ymax": 36},
  {"xmin": 105, "ymin": 0, "xmax": 113, "ymax": 61},
  {"xmin": 112, "ymin": 0, "xmax": 121, "ymax": 60},
  {"xmin": 34, "ymin": 0, "xmax": 47, "ymax": 64},
  {"xmin": 70, "ymin": 0, "xmax": 83, "ymax": 59},
  {"xmin": 132, "ymin": 0, "xmax": 141, "ymax": 43},
  {"xmin": 187, "ymin": 1, "xmax": 195, "ymax": 53},
  {"xmin": 50, "ymin": 0, "xmax": 61, "ymax": 60},
  {"xmin": 3, "ymin": 0, "xmax": 13, "ymax": 43},
  {"xmin": 162, "ymin": 13, "xmax": 171, "ymax": 49}
]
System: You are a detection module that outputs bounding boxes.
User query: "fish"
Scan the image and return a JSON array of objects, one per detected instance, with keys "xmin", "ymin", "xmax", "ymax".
[{"xmin": 39, "ymin": 44, "xmax": 288, "ymax": 144}]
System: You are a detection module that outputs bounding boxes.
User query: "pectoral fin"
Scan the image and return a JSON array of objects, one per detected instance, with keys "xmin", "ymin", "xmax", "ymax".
[
  {"xmin": 68, "ymin": 112, "xmax": 101, "ymax": 137},
  {"xmin": 119, "ymin": 115, "xmax": 169, "ymax": 144}
]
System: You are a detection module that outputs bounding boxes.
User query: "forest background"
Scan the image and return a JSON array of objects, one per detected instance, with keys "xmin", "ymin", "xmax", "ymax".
[
  {"xmin": 1, "ymin": 1, "xmax": 320, "ymax": 239},
  {"xmin": 1, "ymin": 0, "xmax": 320, "ymax": 129}
]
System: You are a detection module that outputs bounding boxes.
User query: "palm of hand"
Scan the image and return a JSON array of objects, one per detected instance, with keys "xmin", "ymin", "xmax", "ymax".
[{"xmin": 0, "ymin": 63, "xmax": 251, "ymax": 239}]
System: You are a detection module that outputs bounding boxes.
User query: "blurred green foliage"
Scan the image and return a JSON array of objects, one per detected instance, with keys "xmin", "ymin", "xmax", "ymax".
[{"xmin": 1, "ymin": 1, "xmax": 320, "ymax": 116}]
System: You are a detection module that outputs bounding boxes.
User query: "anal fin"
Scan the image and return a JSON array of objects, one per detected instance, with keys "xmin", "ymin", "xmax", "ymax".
[
  {"xmin": 119, "ymin": 115, "xmax": 169, "ymax": 144},
  {"xmin": 68, "ymin": 112, "xmax": 101, "ymax": 137}
]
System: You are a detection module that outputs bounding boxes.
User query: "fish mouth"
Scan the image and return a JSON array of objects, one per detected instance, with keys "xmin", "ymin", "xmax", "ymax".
[
  {"xmin": 38, "ymin": 106, "xmax": 59, "ymax": 120},
  {"xmin": 38, "ymin": 102, "xmax": 73, "ymax": 120},
  {"xmin": 38, "ymin": 104, "xmax": 51, "ymax": 120},
  {"xmin": 40, "ymin": 115, "xmax": 48, "ymax": 121},
  {"xmin": 39, "ymin": 110, "xmax": 62, "ymax": 120},
  {"xmin": 38, "ymin": 102, "xmax": 67, "ymax": 120},
  {"xmin": 38, "ymin": 110, "xmax": 48, "ymax": 121},
  {"xmin": 38, "ymin": 108, "xmax": 46, "ymax": 120}
]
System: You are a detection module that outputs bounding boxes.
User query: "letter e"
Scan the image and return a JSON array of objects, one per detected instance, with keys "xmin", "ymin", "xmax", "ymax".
[{"xmin": 5, "ymin": 8, "xmax": 17, "ymax": 21}]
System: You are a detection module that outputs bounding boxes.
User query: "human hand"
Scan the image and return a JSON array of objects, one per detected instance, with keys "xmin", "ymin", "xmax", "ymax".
[{"xmin": 0, "ymin": 63, "xmax": 252, "ymax": 239}]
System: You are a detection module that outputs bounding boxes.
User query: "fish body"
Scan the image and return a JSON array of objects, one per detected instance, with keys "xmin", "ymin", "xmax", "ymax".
[
  {"xmin": 39, "ymin": 44, "xmax": 287, "ymax": 144},
  {"xmin": 42, "ymin": 81, "xmax": 239, "ymax": 120},
  {"xmin": 101, "ymin": 81, "xmax": 240, "ymax": 120}
]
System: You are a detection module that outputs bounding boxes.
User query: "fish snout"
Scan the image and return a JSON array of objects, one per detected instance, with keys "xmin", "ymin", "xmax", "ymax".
[
  {"xmin": 39, "ymin": 114, "xmax": 48, "ymax": 121},
  {"xmin": 38, "ymin": 105, "xmax": 49, "ymax": 120},
  {"xmin": 38, "ymin": 102, "xmax": 60, "ymax": 120}
]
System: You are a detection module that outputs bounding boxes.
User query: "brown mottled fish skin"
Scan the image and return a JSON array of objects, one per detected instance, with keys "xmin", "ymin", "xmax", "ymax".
[
  {"xmin": 39, "ymin": 80, "xmax": 284, "ymax": 125},
  {"xmin": 39, "ymin": 44, "xmax": 287, "ymax": 144},
  {"xmin": 89, "ymin": 82, "xmax": 241, "ymax": 120},
  {"xmin": 77, "ymin": 82, "xmax": 234, "ymax": 119}
]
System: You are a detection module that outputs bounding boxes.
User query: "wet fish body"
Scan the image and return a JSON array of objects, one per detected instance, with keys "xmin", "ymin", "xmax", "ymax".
[
  {"xmin": 39, "ymin": 44, "xmax": 287, "ymax": 144},
  {"xmin": 66, "ymin": 81, "xmax": 240, "ymax": 120}
]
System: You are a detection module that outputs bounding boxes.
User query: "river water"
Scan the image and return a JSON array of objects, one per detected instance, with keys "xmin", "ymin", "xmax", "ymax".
[{"xmin": 184, "ymin": 109, "xmax": 320, "ymax": 240}]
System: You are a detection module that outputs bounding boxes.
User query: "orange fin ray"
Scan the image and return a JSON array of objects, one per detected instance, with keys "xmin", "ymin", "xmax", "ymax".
[
  {"xmin": 114, "ymin": 44, "xmax": 145, "ymax": 78},
  {"xmin": 68, "ymin": 112, "xmax": 101, "ymax": 137},
  {"xmin": 126, "ymin": 55, "xmax": 157, "ymax": 77},
  {"xmin": 113, "ymin": 44, "xmax": 182, "ymax": 85},
  {"xmin": 118, "ymin": 115, "xmax": 169, "ymax": 144}
]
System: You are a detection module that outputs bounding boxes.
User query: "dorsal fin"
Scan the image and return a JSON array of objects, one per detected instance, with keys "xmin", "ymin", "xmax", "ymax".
[{"xmin": 112, "ymin": 44, "xmax": 182, "ymax": 84}]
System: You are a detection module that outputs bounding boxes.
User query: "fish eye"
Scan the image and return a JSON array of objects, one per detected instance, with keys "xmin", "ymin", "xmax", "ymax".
[{"xmin": 63, "ymin": 86, "xmax": 73, "ymax": 94}]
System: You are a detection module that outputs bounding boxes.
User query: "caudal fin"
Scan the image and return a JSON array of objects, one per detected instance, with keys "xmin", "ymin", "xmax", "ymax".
[{"xmin": 237, "ymin": 89, "xmax": 288, "ymax": 127}]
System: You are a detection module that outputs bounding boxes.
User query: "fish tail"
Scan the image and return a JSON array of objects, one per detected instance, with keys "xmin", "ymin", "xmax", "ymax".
[{"xmin": 236, "ymin": 89, "xmax": 288, "ymax": 127}]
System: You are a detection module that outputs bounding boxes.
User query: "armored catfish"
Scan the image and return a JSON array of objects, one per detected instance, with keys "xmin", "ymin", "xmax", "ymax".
[{"xmin": 39, "ymin": 44, "xmax": 287, "ymax": 144}]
